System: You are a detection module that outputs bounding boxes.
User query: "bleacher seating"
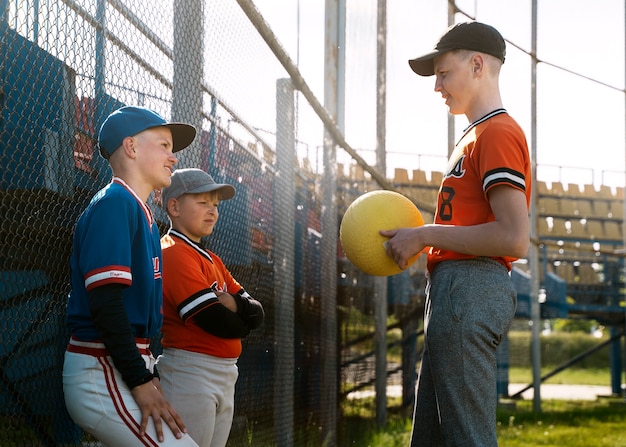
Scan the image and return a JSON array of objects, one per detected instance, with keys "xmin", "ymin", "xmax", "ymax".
[
  {"xmin": 411, "ymin": 169, "xmax": 428, "ymax": 185},
  {"xmin": 610, "ymin": 203, "xmax": 624, "ymax": 220},
  {"xmin": 353, "ymin": 170, "xmax": 626, "ymax": 329},
  {"xmin": 333, "ymin": 169, "xmax": 625, "ymax": 324},
  {"xmin": 430, "ymin": 171, "xmax": 443, "ymax": 186},
  {"xmin": 591, "ymin": 201, "xmax": 610, "ymax": 219},
  {"xmin": 379, "ymin": 172, "xmax": 624, "ymax": 247},
  {"xmin": 549, "ymin": 181, "xmax": 566, "ymax": 196},
  {"xmin": 537, "ymin": 180, "xmax": 623, "ymax": 243},
  {"xmin": 604, "ymin": 221, "xmax": 622, "ymax": 240},
  {"xmin": 532, "ymin": 179, "xmax": 624, "ymax": 323},
  {"xmin": 382, "ymin": 170, "xmax": 623, "ymax": 243},
  {"xmin": 394, "ymin": 167, "xmax": 410, "ymax": 184},
  {"xmin": 535, "ymin": 180, "xmax": 550, "ymax": 196}
]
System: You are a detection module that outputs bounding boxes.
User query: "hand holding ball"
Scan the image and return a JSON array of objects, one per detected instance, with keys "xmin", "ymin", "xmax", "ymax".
[{"xmin": 339, "ymin": 190, "xmax": 424, "ymax": 276}]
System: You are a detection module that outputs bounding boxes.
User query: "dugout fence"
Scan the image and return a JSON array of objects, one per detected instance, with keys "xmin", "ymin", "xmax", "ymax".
[
  {"xmin": 0, "ymin": 1, "xmax": 430, "ymax": 445},
  {"xmin": 2, "ymin": 1, "xmax": 626, "ymax": 446}
]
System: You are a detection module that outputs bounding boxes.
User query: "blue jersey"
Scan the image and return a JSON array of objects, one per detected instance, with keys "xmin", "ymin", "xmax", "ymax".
[{"xmin": 67, "ymin": 177, "xmax": 163, "ymax": 341}]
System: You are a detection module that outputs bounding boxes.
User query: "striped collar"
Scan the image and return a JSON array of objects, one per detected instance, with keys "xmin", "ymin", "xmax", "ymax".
[
  {"xmin": 461, "ymin": 108, "xmax": 508, "ymax": 137},
  {"xmin": 112, "ymin": 177, "xmax": 154, "ymax": 227},
  {"xmin": 168, "ymin": 229, "xmax": 213, "ymax": 263}
]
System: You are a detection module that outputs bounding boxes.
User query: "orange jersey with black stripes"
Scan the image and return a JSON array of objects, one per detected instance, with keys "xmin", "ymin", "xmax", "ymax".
[
  {"xmin": 160, "ymin": 230, "xmax": 244, "ymax": 358},
  {"xmin": 428, "ymin": 109, "xmax": 531, "ymax": 272}
]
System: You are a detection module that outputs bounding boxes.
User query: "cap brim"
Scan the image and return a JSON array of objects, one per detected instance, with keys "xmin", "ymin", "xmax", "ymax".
[
  {"xmin": 166, "ymin": 123, "xmax": 197, "ymax": 152},
  {"xmin": 408, "ymin": 50, "xmax": 441, "ymax": 76},
  {"xmin": 188, "ymin": 183, "xmax": 236, "ymax": 201}
]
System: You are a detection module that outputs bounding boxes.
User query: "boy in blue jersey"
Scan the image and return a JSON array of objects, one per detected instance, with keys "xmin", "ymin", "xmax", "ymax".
[{"xmin": 63, "ymin": 106, "xmax": 200, "ymax": 446}]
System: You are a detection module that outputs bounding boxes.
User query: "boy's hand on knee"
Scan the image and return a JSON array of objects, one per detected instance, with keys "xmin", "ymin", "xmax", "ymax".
[{"xmin": 132, "ymin": 380, "xmax": 187, "ymax": 442}]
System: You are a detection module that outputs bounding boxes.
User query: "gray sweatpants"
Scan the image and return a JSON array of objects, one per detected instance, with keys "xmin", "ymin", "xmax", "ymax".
[{"xmin": 410, "ymin": 257, "xmax": 516, "ymax": 447}]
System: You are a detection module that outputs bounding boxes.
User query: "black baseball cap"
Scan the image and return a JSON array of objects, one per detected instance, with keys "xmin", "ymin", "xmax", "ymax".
[{"xmin": 408, "ymin": 21, "xmax": 506, "ymax": 77}]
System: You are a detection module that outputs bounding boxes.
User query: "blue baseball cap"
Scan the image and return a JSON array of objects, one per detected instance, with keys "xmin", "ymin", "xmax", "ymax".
[{"xmin": 97, "ymin": 105, "xmax": 197, "ymax": 159}]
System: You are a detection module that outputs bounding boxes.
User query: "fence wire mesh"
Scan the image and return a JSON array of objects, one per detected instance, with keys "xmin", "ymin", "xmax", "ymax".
[
  {"xmin": 3, "ymin": 1, "xmax": 624, "ymax": 446},
  {"xmin": 0, "ymin": 1, "xmax": 430, "ymax": 445}
]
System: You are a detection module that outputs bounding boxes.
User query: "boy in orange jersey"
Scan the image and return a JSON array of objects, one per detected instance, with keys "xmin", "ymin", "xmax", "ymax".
[
  {"xmin": 382, "ymin": 22, "xmax": 531, "ymax": 446},
  {"xmin": 157, "ymin": 168, "xmax": 264, "ymax": 447}
]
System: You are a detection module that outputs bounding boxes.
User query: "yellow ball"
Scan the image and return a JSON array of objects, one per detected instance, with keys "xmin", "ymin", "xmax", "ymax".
[{"xmin": 340, "ymin": 190, "xmax": 425, "ymax": 276}]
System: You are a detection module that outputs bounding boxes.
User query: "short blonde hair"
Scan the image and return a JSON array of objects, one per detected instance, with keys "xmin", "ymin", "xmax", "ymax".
[{"xmin": 453, "ymin": 49, "xmax": 502, "ymax": 75}]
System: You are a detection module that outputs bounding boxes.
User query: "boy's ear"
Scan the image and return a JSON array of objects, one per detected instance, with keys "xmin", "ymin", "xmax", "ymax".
[
  {"xmin": 471, "ymin": 53, "xmax": 484, "ymax": 75},
  {"xmin": 166, "ymin": 198, "xmax": 180, "ymax": 217},
  {"xmin": 120, "ymin": 136, "xmax": 136, "ymax": 158}
]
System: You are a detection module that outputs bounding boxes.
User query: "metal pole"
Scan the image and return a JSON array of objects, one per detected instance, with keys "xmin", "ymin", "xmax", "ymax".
[
  {"xmin": 529, "ymin": 0, "xmax": 542, "ymax": 413},
  {"xmin": 446, "ymin": 3, "xmax": 455, "ymax": 157},
  {"xmin": 337, "ymin": 0, "xmax": 346, "ymax": 133},
  {"xmin": 32, "ymin": 0, "xmax": 39, "ymax": 41},
  {"xmin": 94, "ymin": 0, "xmax": 106, "ymax": 121},
  {"xmin": 374, "ymin": 277, "xmax": 387, "ymax": 426},
  {"xmin": 320, "ymin": 1, "xmax": 341, "ymax": 445},
  {"xmin": 375, "ymin": 0, "xmax": 386, "ymax": 176},
  {"xmin": 374, "ymin": 0, "xmax": 388, "ymax": 429},
  {"xmin": 0, "ymin": 0, "xmax": 7, "ymax": 25},
  {"xmin": 172, "ymin": 0, "xmax": 203, "ymax": 166},
  {"xmin": 622, "ymin": 0, "xmax": 626, "ymax": 402},
  {"xmin": 622, "ymin": 0, "xmax": 626, "ymax": 255},
  {"xmin": 273, "ymin": 78, "xmax": 296, "ymax": 447},
  {"xmin": 235, "ymin": 0, "xmax": 394, "ymax": 192}
]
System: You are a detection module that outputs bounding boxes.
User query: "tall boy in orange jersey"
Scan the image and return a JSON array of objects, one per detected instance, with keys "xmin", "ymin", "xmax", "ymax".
[
  {"xmin": 157, "ymin": 168, "xmax": 264, "ymax": 447},
  {"xmin": 381, "ymin": 22, "xmax": 531, "ymax": 446}
]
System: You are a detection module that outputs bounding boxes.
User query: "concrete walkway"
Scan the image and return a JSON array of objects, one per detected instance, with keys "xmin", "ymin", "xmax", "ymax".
[
  {"xmin": 347, "ymin": 384, "xmax": 618, "ymax": 401},
  {"xmin": 508, "ymin": 383, "xmax": 615, "ymax": 401}
]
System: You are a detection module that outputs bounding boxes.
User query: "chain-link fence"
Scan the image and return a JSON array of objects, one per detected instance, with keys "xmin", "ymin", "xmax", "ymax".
[
  {"xmin": 0, "ymin": 1, "xmax": 436, "ymax": 445},
  {"xmin": 3, "ymin": 1, "xmax": 625, "ymax": 446}
]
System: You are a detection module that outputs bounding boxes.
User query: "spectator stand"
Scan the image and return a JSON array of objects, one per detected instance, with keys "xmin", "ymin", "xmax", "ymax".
[{"xmin": 515, "ymin": 180, "xmax": 625, "ymax": 397}]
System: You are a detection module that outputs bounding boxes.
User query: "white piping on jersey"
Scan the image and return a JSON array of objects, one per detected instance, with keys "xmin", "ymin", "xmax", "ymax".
[
  {"xmin": 458, "ymin": 108, "xmax": 508, "ymax": 145},
  {"xmin": 239, "ymin": 290, "xmax": 252, "ymax": 299},
  {"xmin": 483, "ymin": 170, "xmax": 526, "ymax": 191},
  {"xmin": 167, "ymin": 229, "xmax": 252, "ymax": 315},
  {"xmin": 112, "ymin": 177, "xmax": 155, "ymax": 227},
  {"xmin": 85, "ymin": 269, "xmax": 132, "ymax": 288},
  {"xmin": 178, "ymin": 291, "xmax": 219, "ymax": 320},
  {"xmin": 168, "ymin": 229, "xmax": 214, "ymax": 263}
]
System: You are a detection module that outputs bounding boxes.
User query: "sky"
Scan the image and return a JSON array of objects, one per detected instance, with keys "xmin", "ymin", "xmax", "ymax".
[
  {"xmin": 13, "ymin": 0, "xmax": 622, "ymax": 190},
  {"xmin": 251, "ymin": 0, "xmax": 626, "ymax": 189}
]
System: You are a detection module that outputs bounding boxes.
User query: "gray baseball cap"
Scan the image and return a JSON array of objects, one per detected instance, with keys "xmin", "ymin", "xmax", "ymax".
[{"xmin": 162, "ymin": 168, "xmax": 236, "ymax": 207}]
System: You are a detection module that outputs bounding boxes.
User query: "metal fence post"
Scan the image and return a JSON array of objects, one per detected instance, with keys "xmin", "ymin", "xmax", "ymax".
[
  {"xmin": 172, "ymin": 0, "xmax": 203, "ymax": 167},
  {"xmin": 274, "ymin": 78, "xmax": 296, "ymax": 447}
]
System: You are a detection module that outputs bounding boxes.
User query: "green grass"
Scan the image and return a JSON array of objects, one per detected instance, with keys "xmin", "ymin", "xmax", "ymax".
[
  {"xmin": 346, "ymin": 366, "xmax": 625, "ymax": 446},
  {"xmin": 497, "ymin": 399, "xmax": 626, "ymax": 447},
  {"xmin": 508, "ymin": 366, "xmax": 616, "ymax": 386},
  {"xmin": 343, "ymin": 386, "xmax": 626, "ymax": 447},
  {"xmin": 342, "ymin": 397, "xmax": 411, "ymax": 446}
]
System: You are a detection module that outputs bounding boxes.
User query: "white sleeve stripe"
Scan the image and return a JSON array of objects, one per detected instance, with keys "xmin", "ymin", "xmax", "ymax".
[
  {"xmin": 179, "ymin": 291, "xmax": 218, "ymax": 320},
  {"xmin": 85, "ymin": 270, "xmax": 132, "ymax": 288},
  {"xmin": 483, "ymin": 171, "xmax": 525, "ymax": 190}
]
